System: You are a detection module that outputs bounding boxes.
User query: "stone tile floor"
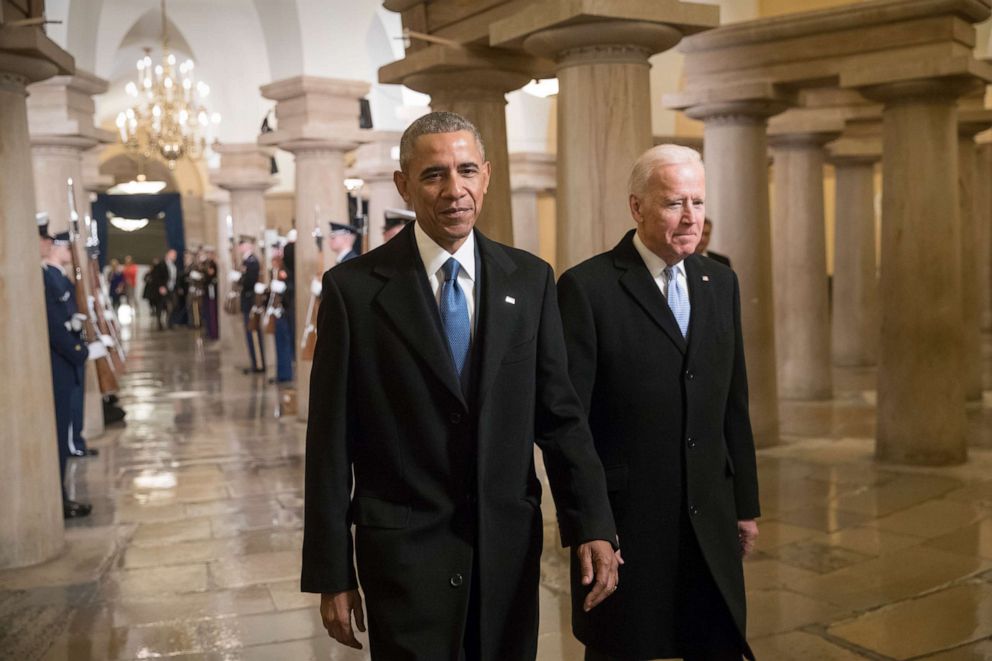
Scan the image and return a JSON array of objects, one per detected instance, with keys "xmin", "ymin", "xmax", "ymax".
[{"xmin": 1, "ymin": 318, "xmax": 991, "ymax": 660}]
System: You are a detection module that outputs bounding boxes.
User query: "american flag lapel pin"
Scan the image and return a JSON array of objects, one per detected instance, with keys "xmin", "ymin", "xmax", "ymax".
[{"xmin": 505, "ymin": 296, "xmax": 516, "ymax": 305}]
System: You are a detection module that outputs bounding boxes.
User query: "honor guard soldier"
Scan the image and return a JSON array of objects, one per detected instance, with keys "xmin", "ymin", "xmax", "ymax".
[
  {"xmin": 40, "ymin": 226, "xmax": 95, "ymax": 518},
  {"xmin": 382, "ymin": 208, "xmax": 415, "ymax": 243},
  {"xmin": 328, "ymin": 221, "xmax": 360, "ymax": 264}
]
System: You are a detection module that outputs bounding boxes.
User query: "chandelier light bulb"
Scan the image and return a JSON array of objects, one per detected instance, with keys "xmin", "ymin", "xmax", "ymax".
[
  {"xmin": 167, "ymin": 53, "xmax": 176, "ymax": 65},
  {"xmin": 152, "ymin": 105, "xmax": 162, "ymax": 117},
  {"xmin": 164, "ymin": 77, "xmax": 173, "ymax": 89},
  {"xmin": 184, "ymin": 59, "xmax": 193, "ymax": 70},
  {"xmin": 183, "ymin": 78, "xmax": 192, "ymax": 90},
  {"xmin": 197, "ymin": 81, "xmax": 209, "ymax": 97},
  {"xmin": 125, "ymin": 82, "xmax": 138, "ymax": 97},
  {"xmin": 179, "ymin": 109, "xmax": 188, "ymax": 123},
  {"xmin": 198, "ymin": 111, "xmax": 208, "ymax": 126}
]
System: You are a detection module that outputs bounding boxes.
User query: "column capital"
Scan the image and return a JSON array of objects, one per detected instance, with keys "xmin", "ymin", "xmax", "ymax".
[
  {"xmin": 827, "ymin": 137, "xmax": 881, "ymax": 166},
  {"xmin": 26, "ymin": 69, "xmax": 114, "ymax": 146},
  {"xmin": 519, "ymin": 21, "xmax": 681, "ymax": 68},
  {"xmin": 490, "ymin": 0, "xmax": 718, "ymax": 53},
  {"xmin": 379, "ymin": 43, "xmax": 547, "ymax": 97},
  {"xmin": 509, "ymin": 151, "xmax": 556, "ymax": 192},
  {"xmin": 211, "ymin": 143, "xmax": 277, "ymax": 192},
  {"xmin": 768, "ymin": 110, "xmax": 844, "ymax": 148},
  {"xmin": 668, "ymin": 80, "xmax": 792, "ymax": 124},
  {"xmin": 0, "ymin": 24, "xmax": 73, "ymax": 86},
  {"xmin": 958, "ymin": 108, "xmax": 992, "ymax": 139},
  {"xmin": 852, "ymin": 67, "xmax": 989, "ymax": 106},
  {"xmin": 259, "ymin": 75, "xmax": 370, "ymax": 147}
]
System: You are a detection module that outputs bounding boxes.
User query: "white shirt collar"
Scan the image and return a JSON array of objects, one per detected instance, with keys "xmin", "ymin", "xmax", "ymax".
[
  {"xmin": 414, "ymin": 221, "xmax": 476, "ymax": 283},
  {"xmin": 632, "ymin": 231, "xmax": 685, "ymax": 279}
]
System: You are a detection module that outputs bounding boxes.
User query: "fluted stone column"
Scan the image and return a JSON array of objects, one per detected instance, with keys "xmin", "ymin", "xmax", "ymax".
[
  {"xmin": 0, "ymin": 28, "xmax": 74, "ymax": 568},
  {"xmin": 682, "ymin": 100, "xmax": 787, "ymax": 447},
  {"xmin": 769, "ymin": 131, "xmax": 836, "ymax": 400},
  {"xmin": 957, "ymin": 110, "xmax": 992, "ymax": 401},
  {"xmin": 28, "ymin": 70, "xmax": 114, "ymax": 441},
  {"xmin": 859, "ymin": 78, "xmax": 977, "ymax": 465},
  {"xmin": 349, "ymin": 131, "xmax": 405, "ymax": 253},
  {"xmin": 509, "ymin": 152, "xmax": 556, "ymax": 256},
  {"xmin": 979, "ymin": 140, "xmax": 992, "ymax": 333},
  {"xmin": 828, "ymin": 147, "xmax": 879, "ymax": 368},
  {"xmin": 259, "ymin": 76, "xmax": 369, "ymax": 421}
]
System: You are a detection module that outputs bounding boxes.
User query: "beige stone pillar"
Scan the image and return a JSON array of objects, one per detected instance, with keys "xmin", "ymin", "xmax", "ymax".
[
  {"xmin": 349, "ymin": 131, "xmax": 405, "ymax": 253},
  {"xmin": 957, "ymin": 109, "xmax": 992, "ymax": 401},
  {"xmin": 859, "ymin": 78, "xmax": 976, "ymax": 465},
  {"xmin": 0, "ymin": 26, "xmax": 74, "ymax": 568},
  {"xmin": 683, "ymin": 99, "xmax": 787, "ymax": 447},
  {"xmin": 828, "ymin": 146, "xmax": 880, "ymax": 368},
  {"xmin": 769, "ymin": 131, "xmax": 836, "ymax": 400},
  {"xmin": 979, "ymin": 140, "xmax": 992, "ymax": 333},
  {"xmin": 259, "ymin": 76, "xmax": 369, "ymax": 421},
  {"xmin": 509, "ymin": 152, "xmax": 556, "ymax": 256},
  {"xmin": 211, "ymin": 144, "xmax": 276, "ymax": 241},
  {"xmin": 28, "ymin": 70, "xmax": 114, "ymax": 441}
]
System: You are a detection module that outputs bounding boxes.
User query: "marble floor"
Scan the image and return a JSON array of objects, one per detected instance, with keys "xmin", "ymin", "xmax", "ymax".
[{"xmin": 2, "ymin": 315, "xmax": 992, "ymax": 661}]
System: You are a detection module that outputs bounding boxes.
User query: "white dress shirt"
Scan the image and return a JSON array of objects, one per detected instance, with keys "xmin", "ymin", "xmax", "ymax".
[
  {"xmin": 632, "ymin": 231, "xmax": 688, "ymax": 301},
  {"xmin": 166, "ymin": 259, "xmax": 177, "ymax": 291},
  {"xmin": 414, "ymin": 221, "xmax": 477, "ymax": 338}
]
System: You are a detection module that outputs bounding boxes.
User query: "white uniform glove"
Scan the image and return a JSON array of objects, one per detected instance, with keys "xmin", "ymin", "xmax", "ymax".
[
  {"xmin": 228, "ymin": 271, "xmax": 242, "ymax": 283},
  {"xmin": 100, "ymin": 334, "xmax": 114, "ymax": 348},
  {"xmin": 253, "ymin": 282, "xmax": 267, "ymax": 295},
  {"xmin": 87, "ymin": 341, "xmax": 108, "ymax": 360},
  {"xmin": 270, "ymin": 280, "xmax": 287, "ymax": 294},
  {"xmin": 310, "ymin": 278, "xmax": 322, "ymax": 297},
  {"xmin": 70, "ymin": 313, "xmax": 86, "ymax": 332}
]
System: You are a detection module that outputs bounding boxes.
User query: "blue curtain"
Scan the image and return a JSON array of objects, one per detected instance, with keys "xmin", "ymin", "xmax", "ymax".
[{"xmin": 90, "ymin": 193, "xmax": 185, "ymax": 268}]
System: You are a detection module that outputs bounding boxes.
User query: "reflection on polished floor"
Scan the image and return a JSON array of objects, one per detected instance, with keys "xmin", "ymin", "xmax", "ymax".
[{"xmin": 2, "ymin": 320, "xmax": 992, "ymax": 661}]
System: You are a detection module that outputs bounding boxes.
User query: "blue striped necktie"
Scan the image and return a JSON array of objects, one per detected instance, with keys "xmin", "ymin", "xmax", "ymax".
[
  {"xmin": 440, "ymin": 257, "xmax": 470, "ymax": 375},
  {"xmin": 664, "ymin": 265, "xmax": 690, "ymax": 338}
]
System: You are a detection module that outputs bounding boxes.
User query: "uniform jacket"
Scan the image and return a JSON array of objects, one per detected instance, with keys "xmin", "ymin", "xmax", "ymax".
[
  {"xmin": 43, "ymin": 264, "xmax": 88, "ymax": 389},
  {"xmin": 302, "ymin": 223, "xmax": 615, "ymax": 661},
  {"xmin": 557, "ymin": 230, "xmax": 759, "ymax": 659},
  {"xmin": 240, "ymin": 253, "xmax": 260, "ymax": 312}
]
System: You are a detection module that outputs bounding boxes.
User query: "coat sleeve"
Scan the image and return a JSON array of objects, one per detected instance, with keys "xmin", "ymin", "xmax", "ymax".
[
  {"xmin": 44, "ymin": 275, "xmax": 88, "ymax": 368},
  {"xmin": 301, "ymin": 270, "xmax": 357, "ymax": 593},
  {"xmin": 725, "ymin": 272, "xmax": 761, "ymax": 520},
  {"xmin": 533, "ymin": 264, "xmax": 616, "ymax": 549}
]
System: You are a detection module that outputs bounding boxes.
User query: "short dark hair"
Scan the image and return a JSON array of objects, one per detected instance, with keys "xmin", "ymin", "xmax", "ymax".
[{"xmin": 399, "ymin": 111, "xmax": 485, "ymax": 172}]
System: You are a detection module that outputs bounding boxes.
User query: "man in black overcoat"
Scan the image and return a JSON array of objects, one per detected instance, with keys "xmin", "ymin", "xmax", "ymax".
[
  {"xmin": 557, "ymin": 145, "xmax": 760, "ymax": 661},
  {"xmin": 302, "ymin": 111, "xmax": 619, "ymax": 661}
]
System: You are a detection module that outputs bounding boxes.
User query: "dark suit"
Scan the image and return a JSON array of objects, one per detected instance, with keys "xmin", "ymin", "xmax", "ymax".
[
  {"xmin": 240, "ymin": 254, "xmax": 265, "ymax": 371},
  {"xmin": 42, "ymin": 264, "xmax": 88, "ymax": 497},
  {"xmin": 558, "ymin": 230, "xmax": 759, "ymax": 660},
  {"xmin": 705, "ymin": 250, "xmax": 732, "ymax": 268},
  {"xmin": 302, "ymin": 223, "xmax": 615, "ymax": 660}
]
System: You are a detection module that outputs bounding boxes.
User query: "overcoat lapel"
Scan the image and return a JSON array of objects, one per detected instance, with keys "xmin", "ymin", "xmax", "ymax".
[
  {"xmin": 474, "ymin": 231, "xmax": 519, "ymax": 409},
  {"xmin": 613, "ymin": 231, "xmax": 687, "ymax": 354},
  {"xmin": 372, "ymin": 224, "xmax": 467, "ymax": 409}
]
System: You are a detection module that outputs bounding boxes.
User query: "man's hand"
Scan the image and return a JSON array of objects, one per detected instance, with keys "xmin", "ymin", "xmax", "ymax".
[
  {"xmin": 738, "ymin": 519, "xmax": 759, "ymax": 558},
  {"xmin": 577, "ymin": 540, "xmax": 622, "ymax": 612},
  {"xmin": 320, "ymin": 589, "xmax": 366, "ymax": 649}
]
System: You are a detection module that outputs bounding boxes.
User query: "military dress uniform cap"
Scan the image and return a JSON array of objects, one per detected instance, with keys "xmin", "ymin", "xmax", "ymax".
[
  {"xmin": 238, "ymin": 235, "xmax": 257, "ymax": 244},
  {"xmin": 37, "ymin": 211, "xmax": 51, "ymax": 238},
  {"xmin": 52, "ymin": 231, "xmax": 71, "ymax": 246},
  {"xmin": 328, "ymin": 221, "xmax": 359, "ymax": 235},
  {"xmin": 383, "ymin": 208, "xmax": 415, "ymax": 230}
]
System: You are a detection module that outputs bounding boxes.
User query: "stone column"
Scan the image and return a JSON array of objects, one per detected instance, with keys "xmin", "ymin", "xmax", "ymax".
[
  {"xmin": 509, "ymin": 152, "xmax": 556, "ymax": 256},
  {"xmin": 259, "ymin": 76, "xmax": 369, "ymax": 421},
  {"xmin": 979, "ymin": 139, "xmax": 992, "ymax": 333},
  {"xmin": 0, "ymin": 26, "xmax": 74, "ymax": 568},
  {"xmin": 205, "ymin": 188, "xmax": 234, "ymax": 347},
  {"xmin": 768, "ymin": 131, "xmax": 836, "ymax": 400},
  {"xmin": 28, "ymin": 70, "xmax": 115, "ymax": 441},
  {"xmin": 859, "ymin": 78, "xmax": 977, "ymax": 465},
  {"xmin": 828, "ymin": 144, "xmax": 880, "ymax": 368},
  {"xmin": 349, "ymin": 131, "xmax": 405, "ymax": 253},
  {"xmin": 211, "ymin": 144, "xmax": 276, "ymax": 241},
  {"xmin": 681, "ymin": 99, "xmax": 788, "ymax": 447},
  {"xmin": 957, "ymin": 109, "xmax": 992, "ymax": 401}
]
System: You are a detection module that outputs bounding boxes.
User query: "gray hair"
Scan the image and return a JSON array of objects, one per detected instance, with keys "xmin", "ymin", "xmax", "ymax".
[
  {"xmin": 628, "ymin": 144, "xmax": 703, "ymax": 198},
  {"xmin": 399, "ymin": 111, "xmax": 486, "ymax": 172}
]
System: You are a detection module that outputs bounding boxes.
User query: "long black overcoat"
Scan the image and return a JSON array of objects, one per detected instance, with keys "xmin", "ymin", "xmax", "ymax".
[
  {"xmin": 302, "ymin": 223, "xmax": 616, "ymax": 661},
  {"xmin": 557, "ymin": 230, "xmax": 760, "ymax": 660}
]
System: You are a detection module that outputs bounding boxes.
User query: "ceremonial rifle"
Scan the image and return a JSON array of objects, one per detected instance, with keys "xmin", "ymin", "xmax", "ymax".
[
  {"xmin": 84, "ymin": 214, "xmax": 127, "ymax": 373},
  {"xmin": 223, "ymin": 215, "xmax": 241, "ymax": 315},
  {"xmin": 67, "ymin": 178, "xmax": 118, "ymax": 394},
  {"xmin": 299, "ymin": 205, "xmax": 323, "ymax": 360}
]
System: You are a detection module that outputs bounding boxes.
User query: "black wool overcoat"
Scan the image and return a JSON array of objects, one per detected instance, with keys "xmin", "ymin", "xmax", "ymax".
[
  {"xmin": 302, "ymin": 223, "xmax": 616, "ymax": 661},
  {"xmin": 557, "ymin": 230, "xmax": 760, "ymax": 660}
]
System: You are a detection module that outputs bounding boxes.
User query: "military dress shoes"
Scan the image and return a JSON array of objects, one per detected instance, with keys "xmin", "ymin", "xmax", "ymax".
[
  {"xmin": 70, "ymin": 448, "xmax": 99, "ymax": 457},
  {"xmin": 63, "ymin": 500, "xmax": 92, "ymax": 519}
]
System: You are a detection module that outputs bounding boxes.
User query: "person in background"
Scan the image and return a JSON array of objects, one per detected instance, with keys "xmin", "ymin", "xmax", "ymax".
[
  {"xmin": 382, "ymin": 208, "xmax": 415, "ymax": 244},
  {"xmin": 122, "ymin": 255, "xmax": 138, "ymax": 309},
  {"xmin": 238, "ymin": 236, "xmax": 265, "ymax": 374},
  {"xmin": 108, "ymin": 259, "xmax": 126, "ymax": 310},
  {"xmin": 327, "ymin": 222, "xmax": 359, "ymax": 264},
  {"xmin": 201, "ymin": 246, "xmax": 220, "ymax": 340},
  {"xmin": 695, "ymin": 217, "xmax": 732, "ymax": 268}
]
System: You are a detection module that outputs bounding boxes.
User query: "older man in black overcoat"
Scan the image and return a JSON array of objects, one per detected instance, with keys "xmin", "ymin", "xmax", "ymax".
[
  {"xmin": 302, "ymin": 111, "xmax": 619, "ymax": 661},
  {"xmin": 558, "ymin": 144, "xmax": 760, "ymax": 661}
]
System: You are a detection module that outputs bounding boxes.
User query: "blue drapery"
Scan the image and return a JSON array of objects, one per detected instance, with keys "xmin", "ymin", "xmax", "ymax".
[{"xmin": 90, "ymin": 193, "xmax": 185, "ymax": 268}]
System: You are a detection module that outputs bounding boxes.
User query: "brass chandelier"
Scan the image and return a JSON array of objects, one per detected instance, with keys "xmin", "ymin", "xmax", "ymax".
[{"xmin": 115, "ymin": 0, "xmax": 219, "ymax": 169}]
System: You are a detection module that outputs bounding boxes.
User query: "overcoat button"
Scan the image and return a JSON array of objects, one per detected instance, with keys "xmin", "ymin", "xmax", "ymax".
[{"xmin": 450, "ymin": 573, "xmax": 464, "ymax": 587}]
